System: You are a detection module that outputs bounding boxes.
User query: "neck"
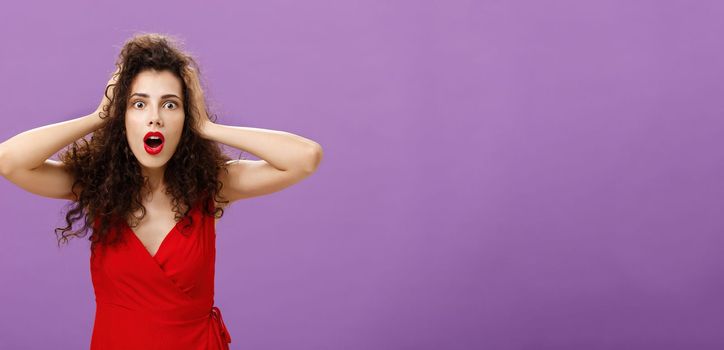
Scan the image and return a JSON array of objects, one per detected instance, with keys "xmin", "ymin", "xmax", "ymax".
[{"xmin": 141, "ymin": 166, "xmax": 166, "ymax": 195}]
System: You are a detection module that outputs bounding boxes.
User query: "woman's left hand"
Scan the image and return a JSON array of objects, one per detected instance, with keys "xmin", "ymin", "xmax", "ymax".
[{"xmin": 183, "ymin": 65, "xmax": 213, "ymax": 137}]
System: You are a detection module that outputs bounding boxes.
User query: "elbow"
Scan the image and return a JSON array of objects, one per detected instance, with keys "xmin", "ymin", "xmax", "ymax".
[
  {"xmin": 0, "ymin": 144, "xmax": 20, "ymax": 177},
  {"xmin": 0, "ymin": 146, "xmax": 11, "ymax": 177},
  {"xmin": 303, "ymin": 143, "xmax": 323, "ymax": 174}
]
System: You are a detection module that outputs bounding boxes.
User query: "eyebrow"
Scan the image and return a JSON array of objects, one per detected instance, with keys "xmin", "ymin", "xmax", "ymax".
[{"xmin": 129, "ymin": 93, "xmax": 181, "ymax": 100}]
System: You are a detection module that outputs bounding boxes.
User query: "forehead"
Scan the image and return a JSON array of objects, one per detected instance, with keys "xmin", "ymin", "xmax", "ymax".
[{"xmin": 130, "ymin": 69, "xmax": 182, "ymax": 96}]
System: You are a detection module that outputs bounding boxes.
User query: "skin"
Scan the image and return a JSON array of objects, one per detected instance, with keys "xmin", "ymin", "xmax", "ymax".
[
  {"xmin": 125, "ymin": 69, "xmax": 185, "ymax": 194},
  {"xmin": 123, "ymin": 69, "xmax": 191, "ymax": 255},
  {"xmin": 0, "ymin": 64, "xmax": 322, "ymax": 256}
]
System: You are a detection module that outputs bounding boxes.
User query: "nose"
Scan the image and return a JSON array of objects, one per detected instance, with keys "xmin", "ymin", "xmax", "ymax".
[{"xmin": 148, "ymin": 111, "xmax": 163, "ymax": 126}]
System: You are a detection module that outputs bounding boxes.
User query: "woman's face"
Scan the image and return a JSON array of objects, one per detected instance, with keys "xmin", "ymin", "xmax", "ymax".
[{"xmin": 125, "ymin": 69, "xmax": 185, "ymax": 171}]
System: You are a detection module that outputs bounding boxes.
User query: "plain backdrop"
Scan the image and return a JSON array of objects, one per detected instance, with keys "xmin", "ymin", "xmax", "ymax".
[{"xmin": 1, "ymin": 1, "xmax": 723, "ymax": 349}]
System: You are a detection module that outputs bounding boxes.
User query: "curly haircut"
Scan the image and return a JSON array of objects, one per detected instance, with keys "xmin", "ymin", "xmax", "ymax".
[{"xmin": 55, "ymin": 33, "xmax": 232, "ymax": 250}]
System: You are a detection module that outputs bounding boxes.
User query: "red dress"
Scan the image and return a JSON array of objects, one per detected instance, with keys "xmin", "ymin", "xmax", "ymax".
[{"xmin": 89, "ymin": 198, "xmax": 232, "ymax": 349}]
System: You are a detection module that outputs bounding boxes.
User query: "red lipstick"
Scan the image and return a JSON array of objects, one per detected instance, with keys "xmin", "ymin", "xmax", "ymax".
[{"xmin": 143, "ymin": 131, "xmax": 165, "ymax": 155}]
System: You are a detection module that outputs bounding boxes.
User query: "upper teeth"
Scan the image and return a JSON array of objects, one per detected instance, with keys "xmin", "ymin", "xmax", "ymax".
[{"xmin": 148, "ymin": 136, "xmax": 161, "ymax": 140}]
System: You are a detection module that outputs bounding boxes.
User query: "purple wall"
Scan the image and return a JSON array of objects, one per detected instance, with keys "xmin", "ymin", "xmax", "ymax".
[{"xmin": 1, "ymin": 0, "xmax": 722, "ymax": 349}]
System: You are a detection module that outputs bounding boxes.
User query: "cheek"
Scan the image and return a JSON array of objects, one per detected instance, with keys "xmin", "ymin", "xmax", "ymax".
[
  {"xmin": 166, "ymin": 118, "xmax": 186, "ymax": 144},
  {"xmin": 166, "ymin": 129, "xmax": 183, "ymax": 150},
  {"xmin": 124, "ymin": 119, "xmax": 140, "ymax": 147}
]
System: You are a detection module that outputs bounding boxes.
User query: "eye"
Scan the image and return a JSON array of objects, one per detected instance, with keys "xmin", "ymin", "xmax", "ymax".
[{"xmin": 130, "ymin": 100, "xmax": 178, "ymax": 109}]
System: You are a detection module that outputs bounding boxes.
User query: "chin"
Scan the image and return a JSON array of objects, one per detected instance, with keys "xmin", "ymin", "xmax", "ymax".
[
  {"xmin": 139, "ymin": 160, "xmax": 169, "ymax": 169},
  {"xmin": 131, "ymin": 150, "xmax": 170, "ymax": 167}
]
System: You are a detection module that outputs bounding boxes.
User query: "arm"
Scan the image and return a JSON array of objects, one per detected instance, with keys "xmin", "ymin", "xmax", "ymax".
[
  {"xmin": 0, "ymin": 112, "xmax": 105, "ymax": 201},
  {"xmin": 1, "ymin": 66, "xmax": 119, "ymax": 173},
  {"xmin": 201, "ymin": 122, "xmax": 323, "ymax": 204},
  {"xmin": 0, "ymin": 68, "xmax": 118, "ymax": 200},
  {"xmin": 184, "ymin": 66, "xmax": 323, "ymax": 203},
  {"xmin": 0, "ymin": 112, "xmax": 105, "ymax": 174},
  {"xmin": 186, "ymin": 64, "xmax": 322, "ymax": 173},
  {"xmin": 201, "ymin": 123, "xmax": 322, "ymax": 173}
]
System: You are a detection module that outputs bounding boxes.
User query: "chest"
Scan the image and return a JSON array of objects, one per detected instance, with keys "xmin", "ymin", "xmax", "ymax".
[
  {"xmin": 91, "ymin": 202, "xmax": 219, "ymax": 303},
  {"xmin": 126, "ymin": 205, "xmax": 218, "ymax": 255},
  {"xmin": 128, "ymin": 208, "xmax": 180, "ymax": 255}
]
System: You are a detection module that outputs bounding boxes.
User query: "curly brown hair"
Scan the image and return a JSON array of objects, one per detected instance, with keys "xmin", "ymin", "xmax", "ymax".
[{"xmin": 55, "ymin": 33, "xmax": 232, "ymax": 250}]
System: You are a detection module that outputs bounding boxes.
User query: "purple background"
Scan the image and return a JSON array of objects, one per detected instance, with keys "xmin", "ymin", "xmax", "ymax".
[{"xmin": 1, "ymin": 0, "xmax": 723, "ymax": 349}]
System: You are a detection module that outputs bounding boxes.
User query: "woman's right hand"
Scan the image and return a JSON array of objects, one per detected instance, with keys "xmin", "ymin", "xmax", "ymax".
[{"xmin": 96, "ymin": 65, "xmax": 122, "ymax": 118}]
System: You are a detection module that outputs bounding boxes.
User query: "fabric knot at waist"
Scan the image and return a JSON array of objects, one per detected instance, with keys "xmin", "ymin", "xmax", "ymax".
[{"xmin": 211, "ymin": 306, "xmax": 232, "ymax": 345}]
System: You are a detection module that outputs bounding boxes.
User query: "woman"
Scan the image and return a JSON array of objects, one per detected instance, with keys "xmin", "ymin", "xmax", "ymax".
[{"xmin": 0, "ymin": 33, "xmax": 323, "ymax": 349}]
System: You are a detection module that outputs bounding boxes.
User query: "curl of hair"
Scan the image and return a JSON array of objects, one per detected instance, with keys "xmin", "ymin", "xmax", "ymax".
[{"xmin": 55, "ymin": 32, "xmax": 232, "ymax": 251}]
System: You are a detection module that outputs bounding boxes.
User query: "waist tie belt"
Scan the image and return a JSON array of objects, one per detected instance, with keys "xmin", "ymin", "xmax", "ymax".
[{"xmin": 211, "ymin": 306, "xmax": 232, "ymax": 346}]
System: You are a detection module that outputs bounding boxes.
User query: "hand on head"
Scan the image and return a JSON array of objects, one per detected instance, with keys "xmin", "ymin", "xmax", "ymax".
[
  {"xmin": 96, "ymin": 65, "xmax": 123, "ymax": 118},
  {"xmin": 183, "ymin": 65, "xmax": 211, "ymax": 130}
]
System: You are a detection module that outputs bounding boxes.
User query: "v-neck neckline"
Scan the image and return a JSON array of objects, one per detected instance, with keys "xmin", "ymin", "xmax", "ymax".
[{"xmin": 123, "ymin": 214, "xmax": 187, "ymax": 259}]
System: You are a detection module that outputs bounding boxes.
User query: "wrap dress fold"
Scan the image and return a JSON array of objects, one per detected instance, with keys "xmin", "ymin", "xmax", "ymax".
[{"xmin": 89, "ymin": 197, "xmax": 232, "ymax": 349}]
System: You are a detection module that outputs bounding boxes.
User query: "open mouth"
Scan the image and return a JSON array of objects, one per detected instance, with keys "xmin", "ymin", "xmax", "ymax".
[
  {"xmin": 143, "ymin": 132, "xmax": 165, "ymax": 155},
  {"xmin": 145, "ymin": 138, "xmax": 163, "ymax": 148}
]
